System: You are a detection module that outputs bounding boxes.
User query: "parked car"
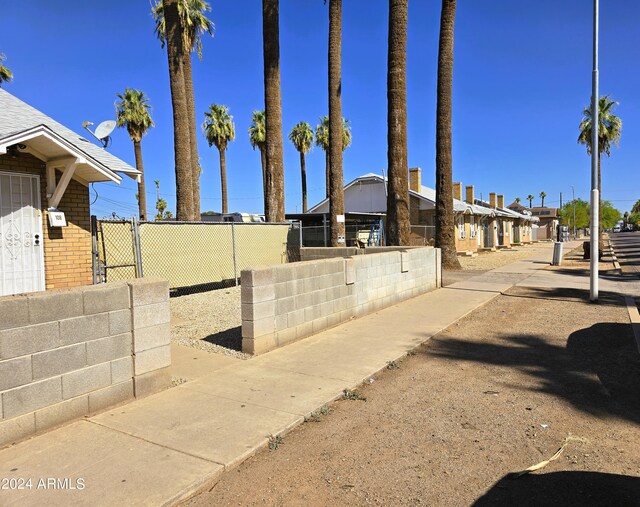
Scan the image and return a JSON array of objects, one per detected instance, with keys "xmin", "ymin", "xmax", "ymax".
[{"xmin": 613, "ymin": 225, "xmax": 621, "ymax": 233}]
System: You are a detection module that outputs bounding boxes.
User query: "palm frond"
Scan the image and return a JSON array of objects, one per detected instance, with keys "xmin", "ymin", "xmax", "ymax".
[
  {"xmin": 115, "ymin": 88, "xmax": 154, "ymax": 142},
  {"xmin": 202, "ymin": 104, "xmax": 235, "ymax": 151}
]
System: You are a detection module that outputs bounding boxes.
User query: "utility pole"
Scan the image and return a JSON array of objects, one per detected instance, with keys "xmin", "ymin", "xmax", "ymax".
[
  {"xmin": 571, "ymin": 185, "xmax": 576, "ymax": 238},
  {"xmin": 590, "ymin": 0, "xmax": 599, "ymax": 302},
  {"xmin": 560, "ymin": 192, "xmax": 563, "ymax": 209}
]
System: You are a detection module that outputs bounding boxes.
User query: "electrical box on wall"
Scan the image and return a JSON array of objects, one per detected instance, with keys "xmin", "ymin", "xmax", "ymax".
[{"xmin": 48, "ymin": 209, "xmax": 67, "ymax": 227}]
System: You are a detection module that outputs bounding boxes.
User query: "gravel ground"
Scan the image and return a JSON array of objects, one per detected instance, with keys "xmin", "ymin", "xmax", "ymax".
[
  {"xmin": 183, "ymin": 265, "xmax": 640, "ymax": 506},
  {"xmin": 458, "ymin": 242, "xmax": 555, "ymax": 271},
  {"xmin": 170, "ymin": 285, "xmax": 248, "ymax": 359}
]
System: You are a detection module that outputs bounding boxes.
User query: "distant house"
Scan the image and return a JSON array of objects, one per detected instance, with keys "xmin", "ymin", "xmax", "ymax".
[{"xmin": 0, "ymin": 89, "xmax": 140, "ymax": 296}]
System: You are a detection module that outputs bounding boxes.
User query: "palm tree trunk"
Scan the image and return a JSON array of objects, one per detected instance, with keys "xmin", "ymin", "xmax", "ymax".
[
  {"xmin": 163, "ymin": 0, "xmax": 194, "ymax": 221},
  {"xmin": 183, "ymin": 52, "xmax": 200, "ymax": 220},
  {"xmin": 328, "ymin": 0, "xmax": 345, "ymax": 247},
  {"xmin": 541, "ymin": 196, "xmax": 545, "ymax": 207},
  {"xmin": 262, "ymin": 0, "xmax": 286, "ymax": 222},
  {"xmin": 260, "ymin": 146, "xmax": 267, "ymax": 215},
  {"xmin": 435, "ymin": 0, "xmax": 461, "ymax": 269},
  {"xmin": 133, "ymin": 140, "xmax": 147, "ymax": 221},
  {"xmin": 220, "ymin": 148, "xmax": 228, "ymax": 214},
  {"xmin": 386, "ymin": 0, "xmax": 410, "ymax": 246},
  {"xmin": 300, "ymin": 151, "xmax": 308, "ymax": 213},
  {"xmin": 325, "ymin": 150, "xmax": 330, "ymax": 199}
]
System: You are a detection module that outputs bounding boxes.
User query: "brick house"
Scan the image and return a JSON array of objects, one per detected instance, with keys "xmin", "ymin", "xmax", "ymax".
[{"xmin": 0, "ymin": 89, "xmax": 140, "ymax": 297}]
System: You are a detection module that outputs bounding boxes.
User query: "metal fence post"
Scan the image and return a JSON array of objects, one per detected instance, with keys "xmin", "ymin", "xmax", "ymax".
[
  {"xmin": 131, "ymin": 217, "xmax": 144, "ymax": 278},
  {"xmin": 231, "ymin": 222, "xmax": 238, "ymax": 286},
  {"xmin": 91, "ymin": 215, "xmax": 99, "ymax": 284},
  {"xmin": 298, "ymin": 220, "xmax": 303, "ymax": 248},
  {"xmin": 323, "ymin": 214, "xmax": 328, "ymax": 247}
]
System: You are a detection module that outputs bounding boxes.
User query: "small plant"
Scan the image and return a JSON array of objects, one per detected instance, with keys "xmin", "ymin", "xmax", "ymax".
[
  {"xmin": 268, "ymin": 434, "xmax": 283, "ymax": 450},
  {"xmin": 305, "ymin": 405, "xmax": 331, "ymax": 423},
  {"xmin": 343, "ymin": 389, "xmax": 367, "ymax": 401},
  {"xmin": 407, "ymin": 350, "xmax": 417, "ymax": 357},
  {"xmin": 171, "ymin": 376, "xmax": 188, "ymax": 386},
  {"xmin": 387, "ymin": 360, "xmax": 400, "ymax": 370}
]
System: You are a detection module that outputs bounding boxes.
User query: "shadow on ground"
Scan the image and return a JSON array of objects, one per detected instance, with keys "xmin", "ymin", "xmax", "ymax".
[
  {"xmin": 203, "ymin": 326, "xmax": 242, "ymax": 351},
  {"xmin": 502, "ymin": 287, "xmax": 624, "ymax": 307},
  {"xmin": 473, "ymin": 471, "xmax": 640, "ymax": 506},
  {"xmin": 427, "ymin": 315, "xmax": 640, "ymax": 424}
]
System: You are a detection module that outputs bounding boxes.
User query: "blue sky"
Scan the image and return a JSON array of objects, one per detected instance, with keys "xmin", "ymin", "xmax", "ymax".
[{"xmin": 2, "ymin": 1, "xmax": 638, "ymax": 217}]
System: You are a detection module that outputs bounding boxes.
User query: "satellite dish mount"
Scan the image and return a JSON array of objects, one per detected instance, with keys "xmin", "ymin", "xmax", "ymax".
[{"xmin": 82, "ymin": 120, "xmax": 116, "ymax": 148}]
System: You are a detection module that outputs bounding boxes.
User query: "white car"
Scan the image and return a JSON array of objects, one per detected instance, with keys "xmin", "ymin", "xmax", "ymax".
[{"xmin": 613, "ymin": 226, "xmax": 621, "ymax": 233}]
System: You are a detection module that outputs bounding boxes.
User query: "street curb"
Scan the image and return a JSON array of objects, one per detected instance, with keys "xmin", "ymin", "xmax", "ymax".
[
  {"xmin": 623, "ymin": 296, "xmax": 640, "ymax": 355},
  {"xmin": 608, "ymin": 240, "xmax": 622, "ymax": 273}
]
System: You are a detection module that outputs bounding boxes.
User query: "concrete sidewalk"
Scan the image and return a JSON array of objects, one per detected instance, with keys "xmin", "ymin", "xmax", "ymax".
[{"xmin": 1, "ymin": 240, "xmax": 620, "ymax": 507}]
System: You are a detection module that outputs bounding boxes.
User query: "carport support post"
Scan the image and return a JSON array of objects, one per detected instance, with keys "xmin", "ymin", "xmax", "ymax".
[
  {"xmin": 131, "ymin": 217, "xmax": 143, "ymax": 278},
  {"xmin": 231, "ymin": 222, "xmax": 238, "ymax": 286},
  {"xmin": 323, "ymin": 214, "xmax": 328, "ymax": 247}
]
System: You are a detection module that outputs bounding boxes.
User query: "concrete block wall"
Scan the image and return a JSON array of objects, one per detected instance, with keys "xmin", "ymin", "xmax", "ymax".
[
  {"xmin": 0, "ymin": 278, "xmax": 171, "ymax": 448},
  {"xmin": 241, "ymin": 247, "xmax": 440, "ymax": 355},
  {"xmin": 300, "ymin": 246, "xmax": 421, "ymax": 262}
]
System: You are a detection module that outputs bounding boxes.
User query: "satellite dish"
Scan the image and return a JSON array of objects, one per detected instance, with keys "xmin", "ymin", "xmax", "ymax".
[{"xmin": 94, "ymin": 120, "xmax": 116, "ymax": 140}]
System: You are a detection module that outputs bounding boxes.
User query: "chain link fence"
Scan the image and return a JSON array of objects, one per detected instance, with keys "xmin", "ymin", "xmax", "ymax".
[
  {"xmin": 409, "ymin": 225, "xmax": 436, "ymax": 246},
  {"xmin": 92, "ymin": 217, "xmax": 299, "ymax": 295}
]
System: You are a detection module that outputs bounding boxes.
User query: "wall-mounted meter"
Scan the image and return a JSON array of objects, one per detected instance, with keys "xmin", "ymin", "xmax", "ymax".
[{"xmin": 48, "ymin": 209, "xmax": 67, "ymax": 227}]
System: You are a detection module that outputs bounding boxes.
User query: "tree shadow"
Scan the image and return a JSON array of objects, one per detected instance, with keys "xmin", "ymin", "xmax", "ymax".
[
  {"xmin": 473, "ymin": 471, "xmax": 640, "ymax": 506},
  {"xmin": 502, "ymin": 287, "xmax": 624, "ymax": 307},
  {"xmin": 202, "ymin": 326, "xmax": 242, "ymax": 351},
  {"xmin": 427, "ymin": 321, "xmax": 640, "ymax": 425}
]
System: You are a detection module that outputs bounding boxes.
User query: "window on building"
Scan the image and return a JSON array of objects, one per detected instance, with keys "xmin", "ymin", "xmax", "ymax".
[
  {"xmin": 470, "ymin": 215, "xmax": 476, "ymax": 238},
  {"xmin": 458, "ymin": 215, "xmax": 466, "ymax": 239}
]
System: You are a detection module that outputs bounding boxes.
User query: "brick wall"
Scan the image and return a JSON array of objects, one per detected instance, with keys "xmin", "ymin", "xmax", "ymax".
[
  {"xmin": 0, "ymin": 278, "xmax": 171, "ymax": 448},
  {"xmin": 0, "ymin": 153, "xmax": 92, "ymax": 292},
  {"xmin": 241, "ymin": 247, "xmax": 440, "ymax": 355}
]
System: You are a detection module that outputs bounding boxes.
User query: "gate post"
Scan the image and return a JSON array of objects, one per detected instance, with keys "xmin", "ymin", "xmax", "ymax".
[{"xmin": 231, "ymin": 222, "xmax": 238, "ymax": 286}]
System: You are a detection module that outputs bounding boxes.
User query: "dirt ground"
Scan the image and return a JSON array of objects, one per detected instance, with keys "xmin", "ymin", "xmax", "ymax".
[{"xmin": 183, "ymin": 265, "xmax": 640, "ymax": 506}]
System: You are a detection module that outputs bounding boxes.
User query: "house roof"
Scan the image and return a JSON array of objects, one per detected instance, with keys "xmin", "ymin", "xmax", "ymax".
[
  {"xmin": 0, "ymin": 89, "xmax": 140, "ymax": 184},
  {"xmin": 308, "ymin": 172, "xmax": 494, "ymax": 216}
]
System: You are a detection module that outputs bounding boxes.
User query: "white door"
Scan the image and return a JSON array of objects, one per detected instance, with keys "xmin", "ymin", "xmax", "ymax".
[{"xmin": 0, "ymin": 172, "xmax": 45, "ymax": 296}]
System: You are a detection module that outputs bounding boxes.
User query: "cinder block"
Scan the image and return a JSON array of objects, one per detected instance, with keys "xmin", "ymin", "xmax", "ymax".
[
  {"xmin": 111, "ymin": 356, "xmax": 133, "ymax": 384},
  {"xmin": 304, "ymin": 305, "xmax": 321, "ymax": 322},
  {"xmin": 35, "ymin": 396, "xmax": 89, "ymax": 432},
  {"xmin": 32, "ymin": 343, "xmax": 86, "ymax": 380},
  {"xmin": 276, "ymin": 327, "xmax": 297, "ymax": 346},
  {"xmin": 327, "ymin": 311, "xmax": 342, "ymax": 329},
  {"xmin": 83, "ymin": 283, "xmax": 129, "ymax": 315},
  {"xmin": 88, "ymin": 380, "xmax": 134, "ymax": 414},
  {"xmin": 2, "ymin": 377, "xmax": 62, "ymax": 419},
  {"xmin": 275, "ymin": 297, "xmax": 295, "ymax": 316},
  {"xmin": 62, "ymin": 363, "xmax": 111, "ymax": 399},
  {"xmin": 129, "ymin": 277, "xmax": 169, "ymax": 307},
  {"xmin": 274, "ymin": 282, "xmax": 287, "ymax": 299},
  {"xmin": 59, "ymin": 313, "xmax": 109, "ymax": 346},
  {"xmin": 0, "ymin": 322, "xmax": 59, "ymax": 360},
  {"xmin": 240, "ymin": 285, "xmax": 275, "ymax": 305},
  {"xmin": 133, "ymin": 367, "xmax": 171, "ymax": 398},
  {"xmin": 109, "ymin": 309, "xmax": 132, "ymax": 335},
  {"xmin": 0, "ymin": 413, "xmax": 35, "ymax": 448},
  {"xmin": 0, "ymin": 356, "xmax": 32, "ymax": 391},
  {"xmin": 0, "ymin": 297, "xmax": 29, "ymax": 331},
  {"xmin": 28, "ymin": 290, "xmax": 83, "ymax": 324},
  {"xmin": 87, "ymin": 333, "xmax": 132, "ymax": 364},
  {"xmin": 294, "ymin": 292, "xmax": 313, "ymax": 311},
  {"xmin": 344, "ymin": 258, "xmax": 355, "ymax": 285},
  {"xmin": 132, "ymin": 301, "xmax": 170, "ymax": 330},
  {"xmin": 242, "ymin": 300, "xmax": 275, "ymax": 321},
  {"xmin": 295, "ymin": 321, "xmax": 313, "ymax": 340},
  {"xmin": 274, "ymin": 265, "xmax": 295, "ymax": 284},
  {"xmin": 241, "ymin": 316, "xmax": 275, "ymax": 339},
  {"xmin": 286, "ymin": 279, "xmax": 301, "ymax": 297},
  {"xmin": 287, "ymin": 309, "xmax": 305, "ymax": 328},
  {"xmin": 133, "ymin": 345, "xmax": 171, "ymax": 376},
  {"xmin": 240, "ymin": 267, "xmax": 273, "ymax": 288},
  {"xmin": 133, "ymin": 324, "xmax": 169, "ymax": 353},
  {"xmin": 312, "ymin": 317, "xmax": 328, "ymax": 334},
  {"xmin": 319, "ymin": 301, "xmax": 333, "ymax": 317},
  {"xmin": 274, "ymin": 314, "xmax": 287, "ymax": 332},
  {"xmin": 242, "ymin": 335, "xmax": 277, "ymax": 355}
]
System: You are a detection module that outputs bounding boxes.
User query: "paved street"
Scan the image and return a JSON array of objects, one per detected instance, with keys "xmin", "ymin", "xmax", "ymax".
[{"xmin": 609, "ymin": 231, "xmax": 640, "ymax": 276}]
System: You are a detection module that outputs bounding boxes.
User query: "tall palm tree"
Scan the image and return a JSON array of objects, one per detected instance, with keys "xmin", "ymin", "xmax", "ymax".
[
  {"xmin": 161, "ymin": 0, "xmax": 194, "ymax": 220},
  {"xmin": 527, "ymin": 194, "xmax": 535, "ymax": 208},
  {"xmin": 386, "ymin": 0, "xmax": 410, "ymax": 246},
  {"xmin": 0, "ymin": 53, "xmax": 12, "ymax": 87},
  {"xmin": 578, "ymin": 95, "xmax": 622, "ymax": 244},
  {"xmin": 288, "ymin": 122, "xmax": 314, "ymax": 213},
  {"xmin": 153, "ymin": 0, "xmax": 214, "ymax": 218},
  {"xmin": 435, "ymin": 0, "xmax": 460, "ymax": 269},
  {"xmin": 248, "ymin": 110, "xmax": 267, "ymax": 214},
  {"xmin": 539, "ymin": 191, "xmax": 547, "ymax": 207},
  {"xmin": 262, "ymin": 0, "xmax": 286, "ymax": 222},
  {"xmin": 328, "ymin": 0, "xmax": 345, "ymax": 246},
  {"xmin": 202, "ymin": 104, "xmax": 235, "ymax": 214},
  {"xmin": 315, "ymin": 116, "xmax": 352, "ymax": 198},
  {"xmin": 115, "ymin": 89, "xmax": 155, "ymax": 221}
]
